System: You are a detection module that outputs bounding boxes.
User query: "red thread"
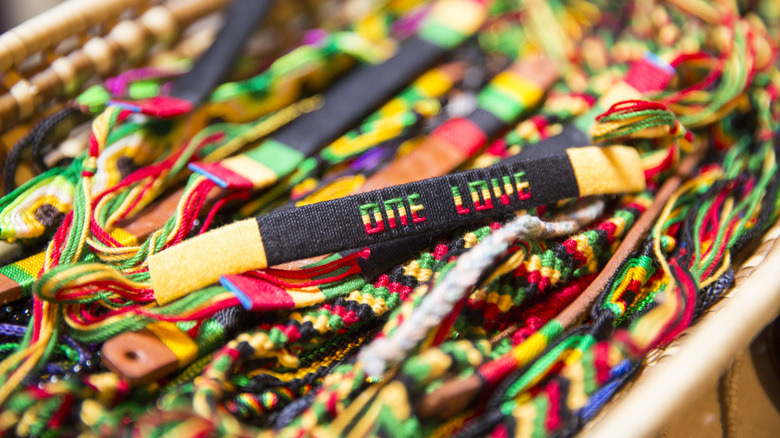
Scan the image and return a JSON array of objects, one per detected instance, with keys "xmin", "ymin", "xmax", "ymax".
[{"xmin": 433, "ymin": 117, "xmax": 488, "ymax": 156}]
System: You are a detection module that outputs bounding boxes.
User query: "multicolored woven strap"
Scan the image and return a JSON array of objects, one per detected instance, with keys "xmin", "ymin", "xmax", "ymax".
[
  {"xmin": 358, "ymin": 55, "xmax": 559, "ymax": 192},
  {"xmin": 288, "ymin": 61, "xmax": 466, "ymax": 194},
  {"xmin": 188, "ymin": 0, "xmax": 490, "ymax": 191},
  {"xmin": 149, "ymin": 144, "xmax": 645, "ymax": 303}
]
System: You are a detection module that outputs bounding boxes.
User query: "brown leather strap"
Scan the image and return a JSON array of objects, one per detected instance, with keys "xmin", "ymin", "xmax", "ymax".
[
  {"xmin": 0, "ymin": 272, "xmax": 22, "ymax": 305},
  {"xmin": 358, "ymin": 135, "xmax": 468, "ymax": 192}
]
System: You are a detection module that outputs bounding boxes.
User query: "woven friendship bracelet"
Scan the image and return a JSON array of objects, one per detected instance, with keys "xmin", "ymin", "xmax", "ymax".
[
  {"xmin": 149, "ymin": 144, "xmax": 645, "ymax": 303},
  {"xmin": 274, "ymin": 54, "xmax": 560, "ymax": 213},
  {"xmin": 0, "ymin": 0, "xmax": 274, "ymax": 302},
  {"xmin": 10, "ymin": 0, "xmax": 494, "ymax": 390},
  {"xmin": 516, "ymin": 52, "xmax": 677, "ymax": 162}
]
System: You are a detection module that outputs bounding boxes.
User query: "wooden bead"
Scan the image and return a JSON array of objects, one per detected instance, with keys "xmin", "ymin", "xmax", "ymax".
[
  {"xmin": 167, "ymin": 0, "xmax": 229, "ymax": 29},
  {"xmin": 0, "ymin": 34, "xmax": 28, "ymax": 72},
  {"xmin": 10, "ymin": 26, "xmax": 51, "ymax": 63},
  {"xmin": 50, "ymin": 58, "xmax": 78, "ymax": 95},
  {"xmin": 82, "ymin": 38, "xmax": 115, "ymax": 76},
  {"xmin": 0, "ymin": 45, "xmax": 13, "ymax": 73},
  {"xmin": 9, "ymin": 79, "xmax": 36, "ymax": 120},
  {"xmin": 32, "ymin": 66, "xmax": 65, "ymax": 103},
  {"xmin": 140, "ymin": 6, "xmax": 178, "ymax": 44},
  {"xmin": 109, "ymin": 21, "xmax": 149, "ymax": 61}
]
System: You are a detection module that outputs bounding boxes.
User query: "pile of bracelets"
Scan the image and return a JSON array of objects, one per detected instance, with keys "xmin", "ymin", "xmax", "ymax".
[{"xmin": 0, "ymin": 0, "xmax": 778, "ymax": 436}]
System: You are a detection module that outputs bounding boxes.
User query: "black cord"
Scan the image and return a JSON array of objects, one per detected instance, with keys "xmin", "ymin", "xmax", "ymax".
[{"xmin": 4, "ymin": 107, "xmax": 83, "ymax": 194}]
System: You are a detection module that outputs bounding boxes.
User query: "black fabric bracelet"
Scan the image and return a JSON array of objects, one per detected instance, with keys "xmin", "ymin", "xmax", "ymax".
[
  {"xmin": 170, "ymin": 0, "xmax": 272, "ymax": 106},
  {"xmin": 149, "ymin": 145, "xmax": 646, "ymax": 304}
]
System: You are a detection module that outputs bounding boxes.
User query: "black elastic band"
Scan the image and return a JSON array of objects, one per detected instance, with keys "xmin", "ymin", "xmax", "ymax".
[
  {"xmin": 170, "ymin": 0, "xmax": 272, "ymax": 106},
  {"xmin": 514, "ymin": 124, "xmax": 591, "ymax": 160},
  {"xmin": 272, "ymin": 36, "xmax": 448, "ymax": 156},
  {"xmin": 4, "ymin": 107, "xmax": 84, "ymax": 195},
  {"xmin": 257, "ymin": 151, "xmax": 579, "ymax": 265}
]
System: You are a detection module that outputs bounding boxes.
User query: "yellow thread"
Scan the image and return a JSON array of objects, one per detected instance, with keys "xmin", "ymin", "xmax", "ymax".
[
  {"xmin": 514, "ymin": 402, "xmax": 536, "ymax": 438},
  {"xmin": 0, "ymin": 411, "xmax": 20, "ymax": 431},
  {"xmin": 463, "ymin": 232, "xmax": 478, "ymax": 248},
  {"xmin": 562, "ymin": 361, "xmax": 588, "ymax": 409},
  {"xmin": 429, "ymin": 411, "xmax": 470, "ymax": 438},
  {"xmin": 15, "ymin": 252, "xmax": 45, "ymax": 276},
  {"xmin": 415, "ymin": 67, "xmax": 456, "ymax": 97},
  {"xmin": 20, "ymin": 194, "xmax": 71, "ymax": 237},
  {"xmin": 511, "ymin": 331, "xmax": 548, "ymax": 365},
  {"xmin": 699, "ymin": 252, "xmax": 731, "ymax": 289},
  {"xmin": 296, "ymin": 175, "xmax": 366, "ymax": 206},
  {"xmin": 219, "ymin": 154, "xmax": 278, "ymax": 188},
  {"xmin": 147, "ymin": 321, "xmax": 198, "ymax": 366},
  {"xmin": 428, "ymin": 0, "xmax": 487, "ymax": 35},
  {"xmin": 16, "ymin": 401, "xmax": 42, "ymax": 437},
  {"xmin": 630, "ymin": 279, "xmax": 679, "ymax": 350},
  {"xmin": 654, "ymin": 170, "xmax": 721, "ymax": 278}
]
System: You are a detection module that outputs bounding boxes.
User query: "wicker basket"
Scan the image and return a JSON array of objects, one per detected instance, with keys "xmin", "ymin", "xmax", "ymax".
[{"xmin": 2, "ymin": 2, "xmax": 779, "ymax": 437}]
